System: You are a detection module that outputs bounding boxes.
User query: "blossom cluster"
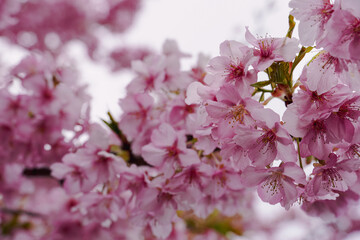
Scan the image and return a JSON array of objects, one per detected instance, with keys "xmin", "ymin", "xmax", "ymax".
[
  {"xmin": 1, "ymin": 0, "xmax": 360, "ymax": 239},
  {"xmin": 0, "ymin": 0, "xmax": 146, "ymax": 70}
]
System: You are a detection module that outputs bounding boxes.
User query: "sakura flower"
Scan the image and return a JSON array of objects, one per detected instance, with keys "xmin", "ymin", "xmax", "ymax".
[
  {"xmin": 220, "ymin": 141, "xmax": 251, "ymax": 171},
  {"xmin": 185, "ymin": 105, "xmax": 217, "ymax": 154},
  {"xmin": 127, "ymin": 54, "xmax": 166, "ymax": 93},
  {"xmin": 87, "ymin": 151, "xmax": 125, "ymax": 185},
  {"xmin": 289, "ymin": 0, "xmax": 334, "ymax": 46},
  {"xmin": 325, "ymin": 94, "xmax": 360, "ymax": 143},
  {"xmin": 234, "ymin": 109, "xmax": 297, "ymax": 167},
  {"xmin": 340, "ymin": 127, "xmax": 360, "ymax": 159},
  {"xmin": 119, "ymin": 93, "xmax": 154, "ymax": 141},
  {"xmin": 245, "ymin": 27, "xmax": 299, "ymax": 71},
  {"xmin": 302, "ymin": 189, "xmax": 360, "ymax": 221},
  {"xmin": 142, "ymin": 123, "xmax": 200, "ymax": 177},
  {"xmin": 299, "ymin": 118, "xmax": 334, "ymax": 159},
  {"xmin": 0, "ymin": 0, "xmax": 141, "ymax": 56},
  {"xmin": 0, "ymin": 54, "xmax": 90, "ymax": 166},
  {"xmin": 51, "ymin": 150, "xmax": 95, "ymax": 194},
  {"xmin": 51, "ymin": 124, "xmax": 122, "ymax": 193},
  {"xmin": 304, "ymin": 52, "xmax": 343, "ymax": 93},
  {"xmin": 0, "ymin": 163, "xmax": 35, "ymax": 198},
  {"xmin": 207, "ymin": 40, "xmax": 257, "ymax": 92},
  {"xmin": 203, "ymin": 166, "xmax": 243, "ymax": 199},
  {"xmin": 165, "ymin": 94, "xmax": 198, "ymax": 132},
  {"xmin": 77, "ymin": 192, "xmax": 128, "ymax": 223},
  {"xmin": 185, "ymin": 77, "xmax": 220, "ymax": 105},
  {"xmin": 166, "ymin": 164, "xmax": 212, "ymax": 193},
  {"xmin": 108, "ymin": 46, "xmax": 152, "ymax": 71},
  {"xmin": 304, "ymin": 154, "xmax": 359, "ymax": 201},
  {"xmin": 131, "ymin": 187, "xmax": 177, "ymax": 239},
  {"xmin": 321, "ymin": 2, "xmax": 360, "ymax": 60},
  {"xmin": 188, "ymin": 53, "xmax": 210, "ymax": 84},
  {"xmin": 291, "ymin": 83, "xmax": 350, "ymax": 119},
  {"xmin": 205, "ymin": 83, "xmax": 263, "ymax": 131},
  {"xmin": 283, "ymin": 69, "xmax": 355, "ymax": 157},
  {"xmin": 241, "ymin": 162, "xmax": 306, "ymax": 209}
]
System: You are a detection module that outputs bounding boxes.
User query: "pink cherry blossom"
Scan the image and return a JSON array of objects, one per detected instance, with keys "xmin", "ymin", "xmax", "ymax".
[
  {"xmin": 205, "ymin": 83, "xmax": 263, "ymax": 136},
  {"xmin": 119, "ymin": 93, "xmax": 154, "ymax": 141},
  {"xmin": 320, "ymin": 2, "xmax": 360, "ymax": 60},
  {"xmin": 304, "ymin": 154, "xmax": 360, "ymax": 201},
  {"xmin": 325, "ymin": 95, "xmax": 360, "ymax": 143},
  {"xmin": 241, "ymin": 162, "xmax": 306, "ymax": 209},
  {"xmin": 245, "ymin": 27, "xmax": 299, "ymax": 70},
  {"xmin": 142, "ymin": 123, "xmax": 200, "ymax": 177},
  {"xmin": 207, "ymin": 40, "xmax": 257, "ymax": 92},
  {"xmin": 127, "ymin": 54, "xmax": 166, "ymax": 93},
  {"xmin": 289, "ymin": 0, "xmax": 334, "ymax": 46},
  {"xmin": 108, "ymin": 46, "xmax": 152, "ymax": 71},
  {"xmin": 51, "ymin": 151, "xmax": 95, "ymax": 194},
  {"xmin": 0, "ymin": 0, "xmax": 142, "ymax": 56},
  {"xmin": 234, "ymin": 112, "xmax": 297, "ymax": 167}
]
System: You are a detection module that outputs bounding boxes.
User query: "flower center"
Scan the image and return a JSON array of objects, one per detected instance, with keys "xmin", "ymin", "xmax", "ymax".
[
  {"xmin": 322, "ymin": 168, "xmax": 343, "ymax": 190},
  {"xmin": 312, "ymin": 120, "xmax": 326, "ymax": 132},
  {"xmin": 227, "ymin": 63, "xmax": 245, "ymax": 81},
  {"xmin": 228, "ymin": 104, "xmax": 248, "ymax": 124},
  {"xmin": 259, "ymin": 39, "xmax": 273, "ymax": 58},
  {"xmin": 261, "ymin": 172, "xmax": 283, "ymax": 196},
  {"xmin": 260, "ymin": 130, "xmax": 277, "ymax": 144}
]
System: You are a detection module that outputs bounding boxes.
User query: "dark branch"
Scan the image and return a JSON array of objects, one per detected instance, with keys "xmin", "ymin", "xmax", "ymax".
[
  {"xmin": 0, "ymin": 207, "xmax": 43, "ymax": 218},
  {"xmin": 22, "ymin": 167, "xmax": 51, "ymax": 177}
]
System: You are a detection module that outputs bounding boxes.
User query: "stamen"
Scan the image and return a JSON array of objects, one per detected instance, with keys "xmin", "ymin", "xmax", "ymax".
[
  {"xmin": 322, "ymin": 168, "xmax": 343, "ymax": 190},
  {"xmin": 227, "ymin": 104, "xmax": 248, "ymax": 125},
  {"xmin": 261, "ymin": 172, "xmax": 283, "ymax": 196}
]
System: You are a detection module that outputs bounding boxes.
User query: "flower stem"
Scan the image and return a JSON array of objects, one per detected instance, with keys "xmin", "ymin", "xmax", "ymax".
[{"xmin": 296, "ymin": 138, "xmax": 303, "ymax": 169}]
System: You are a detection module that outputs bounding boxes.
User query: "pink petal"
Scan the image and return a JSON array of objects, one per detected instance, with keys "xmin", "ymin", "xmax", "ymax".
[
  {"xmin": 151, "ymin": 123, "xmax": 177, "ymax": 147},
  {"xmin": 276, "ymin": 141, "xmax": 297, "ymax": 163},
  {"xmin": 141, "ymin": 144, "xmax": 167, "ymax": 166},
  {"xmin": 50, "ymin": 163, "xmax": 73, "ymax": 179},
  {"xmin": 282, "ymin": 162, "xmax": 306, "ymax": 184},
  {"xmin": 241, "ymin": 166, "xmax": 268, "ymax": 186},
  {"xmin": 280, "ymin": 178, "xmax": 299, "ymax": 209},
  {"xmin": 248, "ymin": 140, "xmax": 277, "ymax": 167},
  {"xmin": 245, "ymin": 27, "xmax": 258, "ymax": 46},
  {"xmin": 178, "ymin": 149, "xmax": 200, "ymax": 167},
  {"xmin": 257, "ymin": 176, "xmax": 282, "ymax": 205}
]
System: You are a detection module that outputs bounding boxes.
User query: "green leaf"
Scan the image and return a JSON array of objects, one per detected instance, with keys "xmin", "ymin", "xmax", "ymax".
[
  {"xmin": 251, "ymin": 80, "xmax": 271, "ymax": 88},
  {"xmin": 101, "ymin": 112, "xmax": 129, "ymax": 146},
  {"xmin": 1, "ymin": 214, "xmax": 19, "ymax": 235},
  {"xmin": 259, "ymin": 92, "xmax": 265, "ymax": 102},
  {"xmin": 265, "ymin": 62, "xmax": 291, "ymax": 87}
]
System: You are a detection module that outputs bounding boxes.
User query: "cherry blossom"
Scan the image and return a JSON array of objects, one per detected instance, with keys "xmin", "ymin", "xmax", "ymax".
[
  {"xmin": 245, "ymin": 27, "xmax": 299, "ymax": 70},
  {"xmin": 207, "ymin": 40, "xmax": 257, "ymax": 92},
  {"xmin": 142, "ymin": 123, "xmax": 200, "ymax": 177},
  {"xmin": 241, "ymin": 162, "xmax": 306, "ymax": 210},
  {"xmin": 289, "ymin": 0, "xmax": 335, "ymax": 46},
  {"xmin": 2, "ymin": 0, "xmax": 360, "ymax": 239}
]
